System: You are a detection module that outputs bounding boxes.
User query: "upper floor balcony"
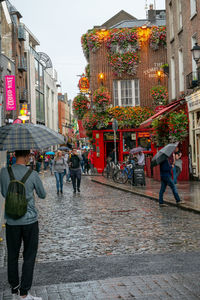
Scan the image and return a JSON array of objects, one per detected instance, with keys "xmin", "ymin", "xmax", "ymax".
[
  {"xmin": 186, "ymin": 68, "xmax": 200, "ymax": 89},
  {"xmin": 18, "ymin": 57, "xmax": 27, "ymax": 72},
  {"xmin": 18, "ymin": 24, "xmax": 26, "ymax": 41}
]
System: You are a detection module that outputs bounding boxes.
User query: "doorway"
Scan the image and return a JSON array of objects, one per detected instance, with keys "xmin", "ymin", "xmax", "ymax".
[{"xmin": 104, "ymin": 141, "xmax": 119, "ymax": 165}]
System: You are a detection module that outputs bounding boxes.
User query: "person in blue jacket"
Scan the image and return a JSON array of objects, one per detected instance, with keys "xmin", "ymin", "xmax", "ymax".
[{"xmin": 159, "ymin": 157, "xmax": 184, "ymax": 207}]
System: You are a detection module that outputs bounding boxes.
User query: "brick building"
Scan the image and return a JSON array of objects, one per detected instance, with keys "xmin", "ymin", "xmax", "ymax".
[
  {"xmin": 84, "ymin": 6, "xmax": 168, "ymax": 108},
  {"xmin": 166, "ymin": 0, "xmax": 200, "ymax": 179}
]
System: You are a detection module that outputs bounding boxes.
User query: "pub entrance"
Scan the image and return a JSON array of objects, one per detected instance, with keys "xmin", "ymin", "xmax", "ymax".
[{"xmin": 104, "ymin": 141, "xmax": 119, "ymax": 164}]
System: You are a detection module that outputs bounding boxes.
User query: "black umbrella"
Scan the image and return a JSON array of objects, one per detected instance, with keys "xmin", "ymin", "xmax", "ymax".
[
  {"xmin": 151, "ymin": 142, "xmax": 179, "ymax": 167},
  {"xmin": 0, "ymin": 123, "xmax": 64, "ymax": 151}
]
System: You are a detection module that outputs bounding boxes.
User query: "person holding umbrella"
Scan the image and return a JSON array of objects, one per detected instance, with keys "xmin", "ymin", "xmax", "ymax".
[
  {"xmin": 0, "ymin": 123, "xmax": 64, "ymax": 299},
  {"xmin": 151, "ymin": 143, "xmax": 184, "ymax": 207},
  {"xmin": 0, "ymin": 150, "xmax": 46, "ymax": 300}
]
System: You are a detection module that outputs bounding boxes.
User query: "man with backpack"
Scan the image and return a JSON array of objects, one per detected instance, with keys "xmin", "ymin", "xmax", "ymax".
[
  {"xmin": 0, "ymin": 150, "xmax": 46, "ymax": 300},
  {"xmin": 68, "ymin": 148, "xmax": 82, "ymax": 193}
]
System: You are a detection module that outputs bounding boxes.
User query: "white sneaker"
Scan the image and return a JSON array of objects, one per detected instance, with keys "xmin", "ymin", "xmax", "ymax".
[{"xmin": 19, "ymin": 294, "xmax": 42, "ymax": 300}]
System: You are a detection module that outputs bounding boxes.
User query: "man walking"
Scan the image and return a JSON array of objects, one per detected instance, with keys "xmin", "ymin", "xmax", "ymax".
[
  {"xmin": 0, "ymin": 150, "xmax": 46, "ymax": 300},
  {"xmin": 68, "ymin": 148, "xmax": 82, "ymax": 193},
  {"xmin": 159, "ymin": 157, "xmax": 183, "ymax": 207}
]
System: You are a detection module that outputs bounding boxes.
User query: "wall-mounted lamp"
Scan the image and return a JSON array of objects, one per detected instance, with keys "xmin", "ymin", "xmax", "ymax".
[
  {"xmin": 98, "ymin": 72, "xmax": 104, "ymax": 85},
  {"xmin": 191, "ymin": 42, "xmax": 200, "ymax": 64},
  {"xmin": 156, "ymin": 70, "xmax": 162, "ymax": 84}
]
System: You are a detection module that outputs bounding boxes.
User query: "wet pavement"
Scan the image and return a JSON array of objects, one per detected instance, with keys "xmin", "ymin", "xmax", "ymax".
[
  {"xmin": 0, "ymin": 172, "xmax": 200, "ymax": 299},
  {"xmin": 92, "ymin": 176, "xmax": 200, "ymax": 213}
]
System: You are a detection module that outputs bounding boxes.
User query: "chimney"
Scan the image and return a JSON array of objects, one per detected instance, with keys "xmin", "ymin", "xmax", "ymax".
[{"xmin": 148, "ymin": 4, "xmax": 156, "ymax": 22}]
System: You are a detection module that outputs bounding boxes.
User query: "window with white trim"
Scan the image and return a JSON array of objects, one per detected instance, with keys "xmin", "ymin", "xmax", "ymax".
[
  {"xmin": 171, "ymin": 57, "xmax": 176, "ymax": 99},
  {"xmin": 177, "ymin": 0, "xmax": 182, "ymax": 30},
  {"xmin": 190, "ymin": 0, "xmax": 197, "ymax": 17},
  {"xmin": 169, "ymin": 2, "xmax": 174, "ymax": 40},
  {"xmin": 113, "ymin": 79, "xmax": 140, "ymax": 107},
  {"xmin": 178, "ymin": 49, "xmax": 184, "ymax": 92}
]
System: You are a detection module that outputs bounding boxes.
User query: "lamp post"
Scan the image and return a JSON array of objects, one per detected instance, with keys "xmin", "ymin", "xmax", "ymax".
[{"xmin": 112, "ymin": 118, "xmax": 118, "ymax": 165}]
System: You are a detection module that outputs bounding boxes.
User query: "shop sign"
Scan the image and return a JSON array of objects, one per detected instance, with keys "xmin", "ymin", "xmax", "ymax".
[
  {"xmin": 138, "ymin": 132, "xmax": 150, "ymax": 138},
  {"xmin": 155, "ymin": 105, "xmax": 165, "ymax": 113},
  {"xmin": 5, "ymin": 75, "xmax": 16, "ymax": 111},
  {"xmin": 104, "ymin": 132, "xmax": 119, "ymax": 141},
  {"xmin": 79, "ymin": 76, "xmax": 89, "ymax": 93},
  {"xmin": 187, "ymin": 98, "xmax": 200, "ymax": 112}
]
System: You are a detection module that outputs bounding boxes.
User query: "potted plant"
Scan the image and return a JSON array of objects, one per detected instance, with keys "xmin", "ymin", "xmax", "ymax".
[{"xmin": 161, "ymin": 63, "xmax": 169, "ymax": 75}]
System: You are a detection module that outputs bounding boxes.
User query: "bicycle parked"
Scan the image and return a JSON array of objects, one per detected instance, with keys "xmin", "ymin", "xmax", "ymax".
[
  {"xmin": 113, "ymin": 162, "xmax": 134, "ymax": 184},
  {"xmin": 102, "ymin": 159, "xmax": 121, "ymax": 179}
]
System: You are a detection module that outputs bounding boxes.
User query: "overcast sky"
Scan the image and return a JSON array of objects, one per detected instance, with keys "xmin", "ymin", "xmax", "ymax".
[{"xmin": 10, "ymin": 0, "xmax": 165, "ymax": 100}]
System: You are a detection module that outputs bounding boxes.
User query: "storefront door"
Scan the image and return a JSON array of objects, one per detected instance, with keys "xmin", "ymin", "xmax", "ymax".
[{"xmin": 104, "ymin": 141, "xmax": 119, "ymax": 164}]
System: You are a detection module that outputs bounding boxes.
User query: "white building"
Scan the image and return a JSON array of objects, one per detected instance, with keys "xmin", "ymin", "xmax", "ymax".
[{"xmin": 24, "ymin": 26, "xmax": 58, "ymax": 132}]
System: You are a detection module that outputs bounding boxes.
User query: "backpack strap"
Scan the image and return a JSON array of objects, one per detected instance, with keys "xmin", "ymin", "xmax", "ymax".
[
  {"xmin": 7, "ymin": 167, "xmax": 15, "ymax": 181},
  {"xmin": 21, "ymin": 168, "xmax": 33, "ymax": 184}
]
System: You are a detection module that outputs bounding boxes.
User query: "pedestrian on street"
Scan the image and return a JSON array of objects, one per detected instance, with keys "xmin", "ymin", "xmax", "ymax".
[
  {"xmin": 0, "ymin": 150, "xmax": 46, "ymax": 300},
  {"xmin": 173, "ymin": 150, "xmax": 182, "ymax": 184},
  {"xmin": 35, "ymin": 153, "xmax": 42, "ymax": 173},
  {"xmin": 52, "ymin": 150, "xmax": 67, "ymax": 195},
  {"xmin": 159, "ymin": 157, "xmax": 183, "ymax": 207},
  {"xmin": 136, "ymin": 151, "xmax": 145, "ymax": 166},
  {"xmin": 68, "ymin": 148, "xmax": 82, "ymax": 193},
  {"xmin": 88, "ymin": 149, "xmax": 94, "ymax": 174},
  {"xmin": 49, "ymin": 155, "xmax": 54, "ymax": 175}
]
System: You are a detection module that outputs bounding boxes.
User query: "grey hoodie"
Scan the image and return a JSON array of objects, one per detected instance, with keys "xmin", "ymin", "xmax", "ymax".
[{"xmin": 0, "ymin": 164, "xmax": 46, "ymax": 226}]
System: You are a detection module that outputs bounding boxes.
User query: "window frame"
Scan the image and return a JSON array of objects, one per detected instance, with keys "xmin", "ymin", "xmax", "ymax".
[{"xmin": 113, "ymin": 79, "xmax": 140, "ymax": 107}]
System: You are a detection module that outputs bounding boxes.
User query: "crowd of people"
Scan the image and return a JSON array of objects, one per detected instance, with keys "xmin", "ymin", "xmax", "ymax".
[{"xmin": 7, "ymin": 148, "xmax": 95, "ymax": 196}]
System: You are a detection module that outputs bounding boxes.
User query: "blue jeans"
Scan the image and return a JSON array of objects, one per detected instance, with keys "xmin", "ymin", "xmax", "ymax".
[
  {"xmin": 159, "ymin": 176, "xmax": 180, "ymax": 204},
  {"xmin": 173, "ymin": 166, "xmax": 181, "ymax": 184},
  {"xmin": 54, "ymin": 172, "xmax": 65, "ymax": 193}
]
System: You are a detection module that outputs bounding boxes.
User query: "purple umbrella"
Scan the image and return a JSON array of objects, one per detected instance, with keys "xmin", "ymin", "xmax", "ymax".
[{"xmin": 130, "ymin": 147, "xmax": 144, "ymax": 154}]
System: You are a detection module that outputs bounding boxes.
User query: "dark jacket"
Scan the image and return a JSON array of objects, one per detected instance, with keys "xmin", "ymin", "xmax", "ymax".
[
  {"xmin": 160, "ymin": 159, "xmax": 172, "ymax": 178},
  {"xmin": 68, "ymin": 154, "xmax": 81, "ymax": 170}
]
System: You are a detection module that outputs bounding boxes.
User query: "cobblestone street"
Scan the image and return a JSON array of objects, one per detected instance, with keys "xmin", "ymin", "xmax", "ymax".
[{"xmin": 1, "ymin": 172, "xmax": 200, "ymax": 299}]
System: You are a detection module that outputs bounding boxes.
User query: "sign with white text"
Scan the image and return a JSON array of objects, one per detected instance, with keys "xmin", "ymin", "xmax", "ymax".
[{"xmin": 5, "ymin": 76, "xmax": 16, "ymax": 111}]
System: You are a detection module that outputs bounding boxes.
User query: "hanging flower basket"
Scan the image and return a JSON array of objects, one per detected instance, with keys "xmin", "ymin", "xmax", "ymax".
[
  {"xmin": 108, "ymin": 51, "xmax": 139, "ymax": 77},
  {"xmin": 93, "ymin": 86, "xmax": 111, "ymax": 109},
  {"xmin": 72, "ymin": 94, "xmax": 90, "ymax": 120},
  {"xmin": 150, "ymin": 85, "xmax": 168, "ymax": 106},
  {"xmin": 149, "ymin": 26, "xmax": 167, "ymax": 50}
]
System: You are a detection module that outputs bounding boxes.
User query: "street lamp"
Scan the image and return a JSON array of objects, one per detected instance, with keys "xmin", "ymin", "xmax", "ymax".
[{"xmin": 191, "ymin": 43, "xmax": 200, "ymax": 63}]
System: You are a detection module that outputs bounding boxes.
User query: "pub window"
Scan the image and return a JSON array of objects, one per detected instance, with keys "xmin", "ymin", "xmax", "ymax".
[
  {"xmin": 123, "ymin": 132, "xmax": 136, "ymax": 152},
  {"xmin": 137, "ymin": 132, "xmax": 151, "ymax": 151},
  {"xmin": 113, "ymin": 79, "xmax": 140, "ymax": 107}
]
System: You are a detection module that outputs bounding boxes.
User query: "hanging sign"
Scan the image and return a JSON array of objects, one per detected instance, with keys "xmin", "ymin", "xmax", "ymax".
[
  {"xmin": 5, "ymin": 75, "xmax": 16, "ymax": 111},
  {"xmin": 79, "ymin": 76, "xmax": 89, "ymax": 93}
]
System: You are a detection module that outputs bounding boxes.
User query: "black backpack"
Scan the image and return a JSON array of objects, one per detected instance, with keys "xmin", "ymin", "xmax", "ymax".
[{"xmin": 5, "ymin": 167, "xmax": 32, "ymax": 220}]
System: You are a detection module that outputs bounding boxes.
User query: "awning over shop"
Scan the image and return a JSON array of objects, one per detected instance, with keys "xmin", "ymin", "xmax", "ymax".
[{"xmin": 139, "ymin": 99, "xmax": 184, "ymax": 129}]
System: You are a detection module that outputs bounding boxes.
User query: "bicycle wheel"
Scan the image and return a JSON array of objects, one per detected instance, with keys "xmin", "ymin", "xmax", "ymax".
[
  {"xmin": 113, "ymin": 170, "xmax": 128, "ymax": 184},
  {"xmin": 102, "ymin": 167, "xmax": 110, "ymax": 178}
]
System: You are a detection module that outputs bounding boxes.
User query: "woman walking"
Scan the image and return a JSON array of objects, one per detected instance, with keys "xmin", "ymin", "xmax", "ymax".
[{"xmin": 52, "ymin": 151, "xmax": 67, "ymax": 195}]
